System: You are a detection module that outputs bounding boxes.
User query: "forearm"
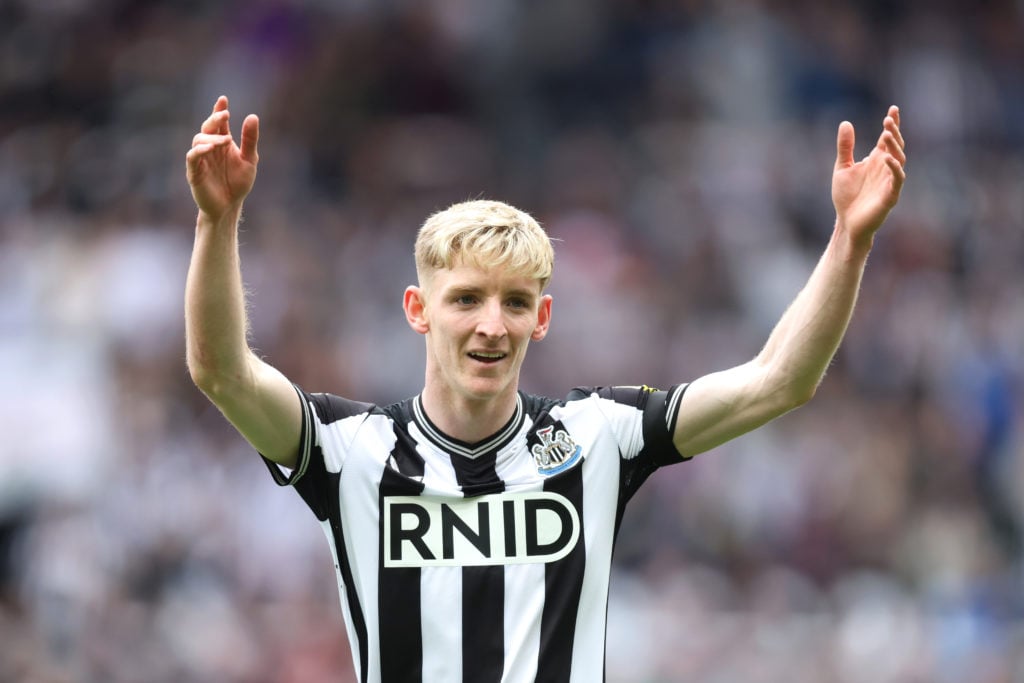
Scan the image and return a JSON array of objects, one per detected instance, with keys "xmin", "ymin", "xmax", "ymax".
[
  {"xmin": 185, "ymin": 207, "xmax": 254, "ymax": 393},
  {"xmin": 755, "ymin": 224, "xmax": 871, "ymax": 404},
  {"xmin": 673, "ymin": 108, "xmax": 903, "ymax": 457}
]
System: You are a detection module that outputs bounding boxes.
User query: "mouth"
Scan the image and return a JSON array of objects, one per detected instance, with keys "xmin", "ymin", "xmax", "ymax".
[{"xmin": 468, "ymin": 350, "xmax": 508, "ymax": 365}]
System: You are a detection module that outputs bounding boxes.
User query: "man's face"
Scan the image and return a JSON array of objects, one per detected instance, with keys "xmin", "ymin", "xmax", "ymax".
[{"xmin": 406, "ymin": 261, "xmax": 552, "ymax": 405}]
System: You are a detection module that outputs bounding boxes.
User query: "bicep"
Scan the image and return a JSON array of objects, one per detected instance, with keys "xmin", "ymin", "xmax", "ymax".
[
  {"xmin": 671, "ymin": 360, "xmax": 798, "ymax": 458},
  {"xmin": 201, "ymin": 353, "xmax": 303, "ymax": 467}
]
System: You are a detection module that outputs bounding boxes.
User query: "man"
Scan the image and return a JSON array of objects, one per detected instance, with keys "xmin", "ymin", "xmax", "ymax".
[{"xmin": 185, "ymin": 96, "xmax": 905, "ymax": 682}]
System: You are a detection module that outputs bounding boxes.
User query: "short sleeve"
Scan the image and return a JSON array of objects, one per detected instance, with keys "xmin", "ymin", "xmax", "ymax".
[
  {"xmin": 259, "ymin": 385, "xmax": 374, "ymax": 521},
  {"xmin": 570, "ymin": 383, "xmax": 691, "ymax": 504}
]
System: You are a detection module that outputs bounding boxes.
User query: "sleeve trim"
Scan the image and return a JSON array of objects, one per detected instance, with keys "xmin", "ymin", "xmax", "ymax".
[
  {"xmin": 664, "ymin": 382, "xmax": 689, "ymax": 438},
  {"xmin": 261, "ymin": 383, "xmax": 314, "ymax": 487}
]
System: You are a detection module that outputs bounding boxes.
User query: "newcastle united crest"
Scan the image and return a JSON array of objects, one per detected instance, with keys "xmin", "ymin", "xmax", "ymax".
[{"xmin": 530, "ymin": 424, "xmax": 582, "ymax": 476}]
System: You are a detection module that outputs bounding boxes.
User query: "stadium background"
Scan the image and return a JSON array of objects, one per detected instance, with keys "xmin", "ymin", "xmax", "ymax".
[{"xmin": 1, "ymin": 0, "xmax": 1022, "ymax": 680}]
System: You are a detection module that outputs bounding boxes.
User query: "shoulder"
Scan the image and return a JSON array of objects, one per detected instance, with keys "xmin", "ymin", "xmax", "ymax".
[
  {"xmin": 520, "ymin": 386, "xmax": 662, "ymax": 415},
  {"xmin": 303, "ymin": 391, "xmax": 421, "ymax": 430},
  {"xmin": 525, "ymin": 385, "xmax": 688, "ymax": 450},
  {"xmin": 519, "ymin": 387, "xmax": 662, "ymax": 431},
  {"xmin": 303, "ymin": 391, "xmax": 376, "ymax": 425}
]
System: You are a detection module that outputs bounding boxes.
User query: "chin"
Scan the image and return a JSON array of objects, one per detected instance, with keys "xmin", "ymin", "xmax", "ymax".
[{"xmin": 460, "ymin": 377, "xmax": 513, "ymax": 402}]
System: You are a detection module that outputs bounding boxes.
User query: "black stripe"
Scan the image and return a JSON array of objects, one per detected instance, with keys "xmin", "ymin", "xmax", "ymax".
[
  {"xmin": 378, "ymin": 467, "xmax": 425, "ymax": 682},
  {"xmin": 449, "ymin": 449, "xmax": 504, "ymax": 497},
  {"xmin": 461, "ymin": 565, "xmax": 505, "ymax": 682},
  {"xmin": 451, "ymin": 449, "xmax": 505, "ymax": 682},
  {"xmin": 389, "ymin": 421, "xmax": 427, "ymax": 479},
  {"xmin": 536, "ymin": 465, "xmax": 586, "ymax": 682},
  {"xmin": 380, "ymin": 398, "xmax": 427, "ymax": 478}
]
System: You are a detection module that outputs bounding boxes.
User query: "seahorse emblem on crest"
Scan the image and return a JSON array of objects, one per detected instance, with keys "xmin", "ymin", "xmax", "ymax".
[{"xmin": 530, "ymin": 425, "xmax": 582, "ymax": 475}]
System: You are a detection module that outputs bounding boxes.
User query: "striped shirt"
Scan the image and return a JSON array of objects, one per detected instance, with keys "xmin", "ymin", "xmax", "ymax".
[{"xmin": 263, "ymin": 383, "xmax": 690, "ymax": 682}]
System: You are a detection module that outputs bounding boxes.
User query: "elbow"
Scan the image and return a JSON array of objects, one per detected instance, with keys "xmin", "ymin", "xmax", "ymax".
[
  {"xmin": 187, "ymin": 361, "xmax": 216, "ymax": 395},
  {"xmin": 779, "ymin": 374, "xmax": 821, "ymax": 412},
  {"xmin": 761, "ymin": 367, "xmax": 819, "ymax": 415},
  {"xmin": 187, "ymin": 357, "xmax": 221, "ymax": 397},
  {"xmin": 788, "ymin": 384, "xmax": 817, "ymax": 410},
  {"xmin": 186, "ymin": 349, "xmax": 248, "ymax": 400}
]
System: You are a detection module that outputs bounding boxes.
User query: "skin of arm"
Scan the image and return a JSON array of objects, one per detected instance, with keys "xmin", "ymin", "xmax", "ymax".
[
  {"xmin": 185, "ymin": 96, "xmax": 301, "ymax": 467},
  {"xmin": 673, "ymin": 106, "xmax": 907, "ymax": 458}
]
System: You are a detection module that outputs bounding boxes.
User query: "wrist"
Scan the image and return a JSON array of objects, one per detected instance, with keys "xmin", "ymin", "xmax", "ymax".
[
  {"xmin": 197, "ymin": 204, "xmax": 243, "ymax": 232},
  {"xmin": 831, "ymin": 219, "xmax": 874, "ymax": 262}
]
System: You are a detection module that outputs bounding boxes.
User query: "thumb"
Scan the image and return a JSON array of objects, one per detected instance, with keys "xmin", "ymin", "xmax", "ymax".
[
  {"xmin": 240, "ymin": 114, "xmax": 260, "ymax": 164},
  {"xmin": 835, "ymin": 120, "xmax": 855, "ymax": 171}
]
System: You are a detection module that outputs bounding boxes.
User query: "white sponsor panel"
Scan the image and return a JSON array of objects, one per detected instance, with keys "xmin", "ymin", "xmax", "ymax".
[{"xmin": 383, "ymin": 491, "xmax": 580, "ymax": 567}]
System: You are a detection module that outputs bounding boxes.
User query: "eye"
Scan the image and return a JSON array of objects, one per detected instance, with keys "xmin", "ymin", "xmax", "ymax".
[
  {"xmin": 455, "ymin": 294, "xmax": 477, "ymax": 305},
  {"xmin": 506, "ymin": 297, "xmax": 530, "ymax": 310}
]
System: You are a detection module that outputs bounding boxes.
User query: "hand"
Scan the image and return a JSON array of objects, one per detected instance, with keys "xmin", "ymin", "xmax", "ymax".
[
  {"xmin": 831, "ymin": 105, "xmax": 906, "ymax": 247},
  {"xmin": 186, "ymin": 96, "xmax": 260, "ymax": 221}
]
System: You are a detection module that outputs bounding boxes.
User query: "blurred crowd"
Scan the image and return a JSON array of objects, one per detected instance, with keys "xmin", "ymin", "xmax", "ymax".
[{"xmin": 1, "ymin": 0, "xmax": 1023, "ymax": 681}]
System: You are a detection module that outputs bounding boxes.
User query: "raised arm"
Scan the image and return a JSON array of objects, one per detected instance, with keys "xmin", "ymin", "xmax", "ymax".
[
  {"xmin": 673, "ymin": 106, "xmax": 907, "ymax": 457},
  {"xmin": 185, "ymin": 96, "xmax": 301, "ymax": 466}
]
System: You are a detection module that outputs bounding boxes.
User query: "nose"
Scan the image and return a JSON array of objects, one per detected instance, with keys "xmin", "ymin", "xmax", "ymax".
[{"xmin": 476, "ymin": 299, "xmax": 507, "ymax": 339}]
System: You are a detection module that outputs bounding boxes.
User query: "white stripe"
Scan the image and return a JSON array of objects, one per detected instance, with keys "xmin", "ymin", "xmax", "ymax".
[
  {"xmin": 320, "ymin": 519, "xmax": 363, "ymax": 679},
  {"xmin": 408, "ymin": 420, "xmax": 463, "ymax": 496},
  {"xmin": 502, "ymin": 563, "xmax": 544, "ymax": 681},
  {"xmin": 269, "ymin": 387, "xmax": 315, "ymax": 487},
  {"xmin": 420, "ymin": 566, "xmax": 463, "ymax": 680},
  {"xmin": 665, "ymin": 383, "xmax": 688, "ymax": 433},
  {"xmin": 334, "ymin": 413, "xmax": 398, "ymax": 683},
  {"xmin": 418, "ymin": 436, "xmax": 465, "ymax": 679},
  {"xmin": 556, "ymin": 399, "xmax": 638, "ymax": 681},
  {"xmin": 293, "ymin": 386, "xmax": 314, "ymax": 482},
  {"xmin": 494, "ymin": 415, "xmax": 542, "ymax": 490},
  {"xmin": 497, "ymin": 416, "xmax": 544, "ymax": 679}
]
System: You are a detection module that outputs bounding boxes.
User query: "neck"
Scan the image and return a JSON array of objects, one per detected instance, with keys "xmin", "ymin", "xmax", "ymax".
[{"xmin": 419, "ymin": 386, "xmax": 520, "ymax": 444}]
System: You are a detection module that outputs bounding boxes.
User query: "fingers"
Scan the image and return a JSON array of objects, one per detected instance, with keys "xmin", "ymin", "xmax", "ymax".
[
  {"xmin": 202, "ymin": 109, "xmax": 229, "ymax": 135},
  {"xmin": 198, "ymin": 97, "xmax": 259, "ymax": 163},
  {"xmin": 187, "ymin": 97, "xmax": 259, "ymax": 177},
  {"xmin": 192, "ymin": 132, "xmax": 232, "ymax": 149},
  {"xmin": 876, "ymin": 106, "xmax": 906, "ymax": 171},
  {"xmin": 886, "ymin": 154, "xmax": 906, "ymax": 186},
  {"xmin": 880, "ymin": 105, "xmax": 904, "ymax": 151},
  {"xmin": 185, "ymin": 145, "xmax": 205, "ymax": 168},
  {"xmin": 212, "ymin": 96, "xmax": 229, "ymax": 134},
  {"xmin": 884, "ymin": 154, "xmax": 906, "ymax": 201},
  {"xmin": 186, "ymin": 137, "xmax": 227, "ymax": 168},
  {"xmin": 835, "ymin": 120, "xmax": 856, "ymax": 170},
  {"xmin": 185, "ymin": 145, "xmax": 208, "ymax": 181},
  {"xmin": 879, "ymin": 130, "xmax": 906, "ymax": 167},
  {"xmin": 239, "ymin": 114, "xmax": 260, "ymax": 164},
  {"xmin": 186, "ymin": 132, "xmax": 230, "ymax": 179},
  {"xmin": 880, "ymin": 119, "xmax": 903, "ymax": 150},
  {"xmin": 881, "ymin": 107, "xmax": 906, "ymax": 199},
  {"xmin": 888, "ymin": 104, "xmax": 900, "ymax": 129},
  {"xmin": 202, "ymin": 96, "xmax": 233, "ymax": 135}
]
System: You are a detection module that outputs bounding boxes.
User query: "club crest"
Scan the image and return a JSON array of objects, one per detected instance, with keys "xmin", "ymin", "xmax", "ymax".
[{"xmin": 530, "ymin": 425, "xmax": 583, "ymax": 476}]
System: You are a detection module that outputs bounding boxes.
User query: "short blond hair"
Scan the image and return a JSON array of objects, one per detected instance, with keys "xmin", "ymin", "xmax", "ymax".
[{"xmin": 415, "ymin": 199, "xmax": 554, "ymax": 290}]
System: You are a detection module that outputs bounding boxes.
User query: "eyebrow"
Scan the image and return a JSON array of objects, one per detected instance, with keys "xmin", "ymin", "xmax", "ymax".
[
  {"xmin": 445, "ymin": 284, "xmax": 538, "ymax": 301},
  {"xmin": 504, "ymin": 288, "xmax": 538, "ymax": 301}
]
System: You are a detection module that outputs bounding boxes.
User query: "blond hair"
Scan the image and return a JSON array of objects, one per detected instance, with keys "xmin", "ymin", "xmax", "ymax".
[{"xmin": 415, "ymin": 199, "xmax": 554, "ymax": 290}]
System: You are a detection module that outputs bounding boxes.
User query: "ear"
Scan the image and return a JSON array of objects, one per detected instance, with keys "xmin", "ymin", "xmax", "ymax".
[
  {"xmin": 531, "ymin": 294, "xmax": 553, "ymax": 341},
  {"xmin": 404, "ymin": 286, "xmax": 430, "ymax": 335}
]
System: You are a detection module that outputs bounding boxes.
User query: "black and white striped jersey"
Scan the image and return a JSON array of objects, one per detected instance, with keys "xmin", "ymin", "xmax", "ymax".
[{"xmin": 263, "ymin": 383, "xmax": 690, "ymax": 683}]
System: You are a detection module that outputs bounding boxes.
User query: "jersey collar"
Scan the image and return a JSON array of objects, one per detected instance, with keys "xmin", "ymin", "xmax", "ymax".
[{"xmin": 412, "ymin": 393, "xmax": 525, "ymax": 459}]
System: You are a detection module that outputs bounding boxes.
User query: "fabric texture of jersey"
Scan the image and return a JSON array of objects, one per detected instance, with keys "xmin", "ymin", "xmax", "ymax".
[{"xmin": 262, "ymin": 383, "xmax": 690, "ymax": 683}]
